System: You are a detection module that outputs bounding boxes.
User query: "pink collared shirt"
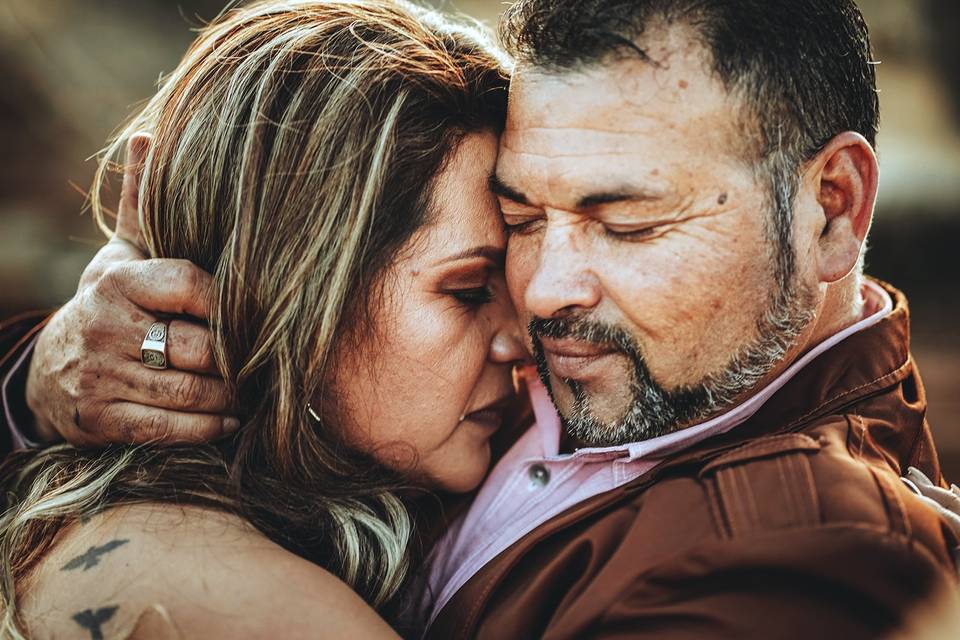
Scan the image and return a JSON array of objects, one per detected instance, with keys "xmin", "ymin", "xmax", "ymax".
[{"xmin": 419, "ymin": 280, "xmax": 893, "ymax": 629}]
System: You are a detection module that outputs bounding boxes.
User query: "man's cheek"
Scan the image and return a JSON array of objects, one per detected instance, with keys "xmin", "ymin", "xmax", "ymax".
[{"xmin": 505, "ymin": 244, "xmax": 535, "ymax": 312}]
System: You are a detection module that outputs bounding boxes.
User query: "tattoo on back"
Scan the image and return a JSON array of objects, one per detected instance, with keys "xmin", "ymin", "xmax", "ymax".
[
  {"xmin": 61, "ymin": 539, "xmax": 129, "ymax": 571},
  {"xmin": 72, "ymin": 605, "xmax": 118, "ymax": 640}
]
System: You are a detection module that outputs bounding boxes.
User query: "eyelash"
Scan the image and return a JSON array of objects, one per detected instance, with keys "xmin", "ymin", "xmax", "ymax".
[
  {"xmin": 504, "ymin": 220, "xmax": 541, "ymax": 235},
  {"xmin": 506, "ymin": 220, "xmax": 659, "ymax": 241},
  {"xmin": 451, "ymin": 286, "xmax": 495, "ymax": 307},
  {"xmin": 603, "ymin": 225, "xmax": 659, "ymax": 240}
]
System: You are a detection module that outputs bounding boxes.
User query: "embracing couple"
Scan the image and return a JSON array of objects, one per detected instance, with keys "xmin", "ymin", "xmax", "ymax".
[{"xmin": 1, "ymin": 0, "xmax": 958, "ymax": 638}]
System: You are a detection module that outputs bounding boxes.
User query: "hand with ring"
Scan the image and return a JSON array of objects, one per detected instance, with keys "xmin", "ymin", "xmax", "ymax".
[{"xmin": 24, "ymin": 135, "xmax": 238, "ymax": 447}]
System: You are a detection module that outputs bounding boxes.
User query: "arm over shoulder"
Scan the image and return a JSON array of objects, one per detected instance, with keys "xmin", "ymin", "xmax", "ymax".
[{"xmin": 21, "ymin": 504, "xmax": 399, "ymax": 640}]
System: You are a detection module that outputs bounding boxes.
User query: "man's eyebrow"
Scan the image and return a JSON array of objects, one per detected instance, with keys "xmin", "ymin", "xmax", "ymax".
[
  {"xmin": 576, "ymin": 190, "xmax": 663, "ymax": 209},
  {"xmin": 435, "ymin": 245, "xmax": 505, "ymax": 267},
  {"xmin": 489, "ymin": 174, "xmax": 530, "ymax": 205}
]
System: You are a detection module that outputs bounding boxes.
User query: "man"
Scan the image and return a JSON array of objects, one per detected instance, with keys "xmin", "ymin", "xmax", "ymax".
[{"xmin": 1, "ymin": 0, "xmax": 958, "ymax": 638}]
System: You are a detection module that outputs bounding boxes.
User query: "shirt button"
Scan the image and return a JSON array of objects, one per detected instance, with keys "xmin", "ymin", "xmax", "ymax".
[{"xmin": 528, "ymin": 464, "xmax": 550, "ymax": 489}]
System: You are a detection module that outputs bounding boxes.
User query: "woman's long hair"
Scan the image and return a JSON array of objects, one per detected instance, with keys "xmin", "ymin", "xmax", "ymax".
[{"xmin": 0, "ymin": 1, "xmax": 509, "ymax": 635}]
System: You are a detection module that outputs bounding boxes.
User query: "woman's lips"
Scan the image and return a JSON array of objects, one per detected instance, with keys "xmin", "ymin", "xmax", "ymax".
[
  {"xmin": 462, "ymin": 407, "xmax": 504, "ymax": 431},
  {"xmin": 539, "ymin": 337, "xmax": 619, "ymax": 381},
  {"xmin": 461, "ymin": 395, "xmax": 514, "ymax": 432}
]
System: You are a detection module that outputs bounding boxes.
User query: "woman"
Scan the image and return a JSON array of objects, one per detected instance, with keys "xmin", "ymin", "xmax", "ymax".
[{"xmin": 0, "ymin": 1, "xmax": 526, "ymax": 637}]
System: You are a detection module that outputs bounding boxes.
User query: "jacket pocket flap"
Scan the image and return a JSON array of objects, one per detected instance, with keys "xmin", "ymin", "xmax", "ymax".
[{"xmin": 699, "ymin": 433, "xmax": 821, "ymax": 477}]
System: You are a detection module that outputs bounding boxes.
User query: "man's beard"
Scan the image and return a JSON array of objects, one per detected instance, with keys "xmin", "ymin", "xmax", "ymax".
[{"xmin": 529, "ymin": 192, "xmax": 817, "ymax": 447}]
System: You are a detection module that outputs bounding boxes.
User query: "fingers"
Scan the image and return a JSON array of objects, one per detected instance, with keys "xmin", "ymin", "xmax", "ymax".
[
  {"xmin": 126, "ymin": 366, "xmax": 233, "ymax": 414},
  {"xmin": 91, "ymin": 402, "xmax": 241, "ymax": 445},
  {"xmin": 76, "ymin": 236, "xmax": 146, "ymax": 291},
  {"xmin": 119, "ymin": 316, "xmax": 218, "ymax": 375},
  {"xmin": 914, "ymin": 481, "xmax": 960, "ymax": 515},
  {"xmin": 906, "ymin": 466, "xmax": 936, "ymax": 487},
  {"xmin": 115, "ymin": 133, "xmax": 151, "ymax": 251},
  {"xmin": 166, "ymin": 319, "xmax": 219, "ymax": 374},
  {"xmin": 104, "ymin": 259, "xmax": 214, "ymax": 320},
  {"xmin": 915, "ymin": 495, "xmax": 960, "ymax": 540},
  {"xmin": 903, "ymin": 468, "xmax": 960, "ymax": 540}
]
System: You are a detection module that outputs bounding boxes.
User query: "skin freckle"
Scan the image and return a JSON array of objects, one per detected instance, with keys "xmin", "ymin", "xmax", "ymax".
[{"xmin": 678, "ymin": 79, "xmax": 688, "ymax": 89}]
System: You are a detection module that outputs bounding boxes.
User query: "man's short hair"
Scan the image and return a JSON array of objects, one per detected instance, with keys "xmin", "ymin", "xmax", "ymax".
[{"xmin": 500, "ymin": 0, "xmax": 879, "ymax": 170}]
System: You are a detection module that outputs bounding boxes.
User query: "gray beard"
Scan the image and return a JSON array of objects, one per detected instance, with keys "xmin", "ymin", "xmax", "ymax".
[{"xmin": 529, "ymin": 252, "xmax": 817, "ymax": 448}]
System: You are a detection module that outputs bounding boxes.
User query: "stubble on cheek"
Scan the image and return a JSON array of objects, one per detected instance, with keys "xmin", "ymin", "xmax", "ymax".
[
  {"xmin": 572, "ymin": 356, "xmax": 637, "ymax": 423},
  {"xmin": 548, "ymin": 352, "xmax": 638, "ymax": 425}
]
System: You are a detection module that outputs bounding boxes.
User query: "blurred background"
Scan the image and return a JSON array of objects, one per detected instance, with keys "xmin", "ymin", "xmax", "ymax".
[{"xmin": 0, "ymin": 0, "xmax": 957, "ymax": 474}]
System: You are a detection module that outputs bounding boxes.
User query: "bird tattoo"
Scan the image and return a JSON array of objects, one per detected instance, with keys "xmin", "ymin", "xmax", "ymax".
[
  {"xmin": 72, "ymin": 605, "xmax": 119, "ymax": 640},
  {"xmin": 61, "ymin": 539, "xmax": 129, "ymax": 571}
]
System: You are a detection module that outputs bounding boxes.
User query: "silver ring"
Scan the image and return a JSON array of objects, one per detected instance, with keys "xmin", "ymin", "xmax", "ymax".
[{"xmin": 141, "ymin": 321, "xmax": 169, "ymax": 370}]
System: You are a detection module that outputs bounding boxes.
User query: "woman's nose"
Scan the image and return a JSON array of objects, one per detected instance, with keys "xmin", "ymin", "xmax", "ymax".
[{"xmin": 489, "ymin": 323, "xmax": 529, "ymax": 365}]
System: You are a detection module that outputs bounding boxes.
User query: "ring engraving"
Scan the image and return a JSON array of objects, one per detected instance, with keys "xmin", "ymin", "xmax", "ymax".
[
  {"xmin": 145, "ymin": 323, "xmax": 167, "ymax": 342},
  {"xmin": 141, "ymin": 321, "xmax": 169, "ymax": 370}
]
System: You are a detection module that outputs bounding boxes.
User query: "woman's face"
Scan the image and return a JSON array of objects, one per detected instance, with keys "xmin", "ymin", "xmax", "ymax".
[{"xmin": 334, "ymin": 131, "xmax": 527, "ymax": 493}]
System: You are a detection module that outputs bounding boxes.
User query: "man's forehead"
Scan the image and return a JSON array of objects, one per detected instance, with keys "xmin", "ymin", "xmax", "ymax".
[
  {"xmin": 509, "ymin": 25, "xmax": 721, "ymax": 113},
  {"xmin": 504, "ymin": 54, "xmax": 731, "ymax": 148},
  {"xmin": 498, "ymin": 68, "xmax": 736, "ymax": 200}
]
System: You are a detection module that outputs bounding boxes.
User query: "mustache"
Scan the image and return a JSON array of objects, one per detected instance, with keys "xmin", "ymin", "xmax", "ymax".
[{"xmin": 528, "ymin": 316, "xmax": 638, "ymax": 355}]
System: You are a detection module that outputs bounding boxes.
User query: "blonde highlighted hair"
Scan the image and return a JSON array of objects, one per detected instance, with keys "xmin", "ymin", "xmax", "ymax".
[{"xmin": 0, "ymin": 0, "xmax": 508, "ymax": 635}]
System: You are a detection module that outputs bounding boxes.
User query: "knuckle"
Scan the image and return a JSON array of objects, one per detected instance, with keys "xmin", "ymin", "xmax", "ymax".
[
  {"xmin": 88, "ymin": 403, "xmax": 119, "ymax": 441},
  {"xmin": 186, "ymin": 332, "xmax": 215, "ymax": 370},
  {"xmin": 173, "ymin": 375, "xmax": 206, "ymax": 407},
  {"xmin": 151, "ymin": 259, "xmax": 207, "ymax": 311},
  {"xmin": 68, "ymin": 405, "xmax": 89, "ymax": 436},
  {"xmin": 91, "ymin": 266, "xmax": 134, "ymax": 310},
  {"xmin": 95, "ymin": 263, "xmax": 128, "ymax": 293},
  {"xmin": 75, "ymin": 369, "xmax": 99, "ymax": 396},
  {"xmin": 143, "ymin": 412, "xmax": 172, "ymax": 442},
  {"xmin": 178, "ymin": 262, "xmax": 204, "ymax": 297},
  {"xmin": 197, "ymin": 346, "xmax": 216, "ymax": 372}
]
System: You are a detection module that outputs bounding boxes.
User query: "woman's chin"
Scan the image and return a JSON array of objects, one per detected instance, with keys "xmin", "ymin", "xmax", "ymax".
[{"xmin": 429, "ymin": 441, "xmax": 493, "ymax": 494}]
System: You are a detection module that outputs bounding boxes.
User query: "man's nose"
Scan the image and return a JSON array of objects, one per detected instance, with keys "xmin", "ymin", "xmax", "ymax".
[{"xmin": 524, "ymin": 223, "xmax": 601, "ymax": 319}]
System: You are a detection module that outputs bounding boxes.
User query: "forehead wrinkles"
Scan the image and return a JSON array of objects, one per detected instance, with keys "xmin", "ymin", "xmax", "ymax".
[
  {"xmin": 504, "ymin": 38, "xmax": 746, "ymax": 155},
  {"xmin": 501, "ymin": 126, "xmax": 665, "ymax": 158}
]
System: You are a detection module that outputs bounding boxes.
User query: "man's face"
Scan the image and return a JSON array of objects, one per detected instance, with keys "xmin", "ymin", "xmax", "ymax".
[{"xmin": 497, "ymin": 31, "xmax": 819, "ymax": 445}]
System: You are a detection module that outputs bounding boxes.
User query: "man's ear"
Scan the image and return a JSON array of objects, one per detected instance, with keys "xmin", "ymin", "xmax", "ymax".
[
  {"xmin": 808, "ymin": 131, "xmax": 879, "ymax": 283},
  {"xmin": 115, "ymin": 132, "xmax": 152, "ymax": 251}
]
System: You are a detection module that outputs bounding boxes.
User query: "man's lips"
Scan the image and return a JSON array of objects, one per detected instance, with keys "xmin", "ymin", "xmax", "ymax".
[{"xmin": 539, "ymin": 337, "xmax": 619, "ymax": 380}]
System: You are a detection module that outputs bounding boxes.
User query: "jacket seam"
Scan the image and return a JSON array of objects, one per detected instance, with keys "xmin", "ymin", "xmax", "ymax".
[{"xmin": 781, "ymin": 360, "xmax": 912, "ymax": 433}]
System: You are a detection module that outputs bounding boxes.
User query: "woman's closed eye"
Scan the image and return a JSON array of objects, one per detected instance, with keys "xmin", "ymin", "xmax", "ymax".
[{"xmin": 449, "ymin": 286, "xmax": 495, "ymax": 307}]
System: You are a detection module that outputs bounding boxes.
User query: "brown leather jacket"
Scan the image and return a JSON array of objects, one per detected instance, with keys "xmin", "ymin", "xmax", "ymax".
[{"xmin": 425, "ymin": 281, "xmax": 958, "ymax": 640}]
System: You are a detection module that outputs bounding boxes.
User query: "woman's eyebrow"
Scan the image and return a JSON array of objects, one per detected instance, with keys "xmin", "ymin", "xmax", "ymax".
[{"xmin": 434, "ymin": 246, "xmax": 505, "ymax": 267}]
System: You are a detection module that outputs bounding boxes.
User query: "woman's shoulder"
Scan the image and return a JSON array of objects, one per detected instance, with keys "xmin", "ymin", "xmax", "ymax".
[{"xmin": 21, "ymin": 503, "xmax": 399, "ymax": 639}]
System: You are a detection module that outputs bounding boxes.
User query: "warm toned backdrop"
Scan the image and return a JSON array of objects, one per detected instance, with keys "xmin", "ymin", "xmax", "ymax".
[{"xmin": 1, "ymin": 0, "xmax": 957, "ymax": 474}]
